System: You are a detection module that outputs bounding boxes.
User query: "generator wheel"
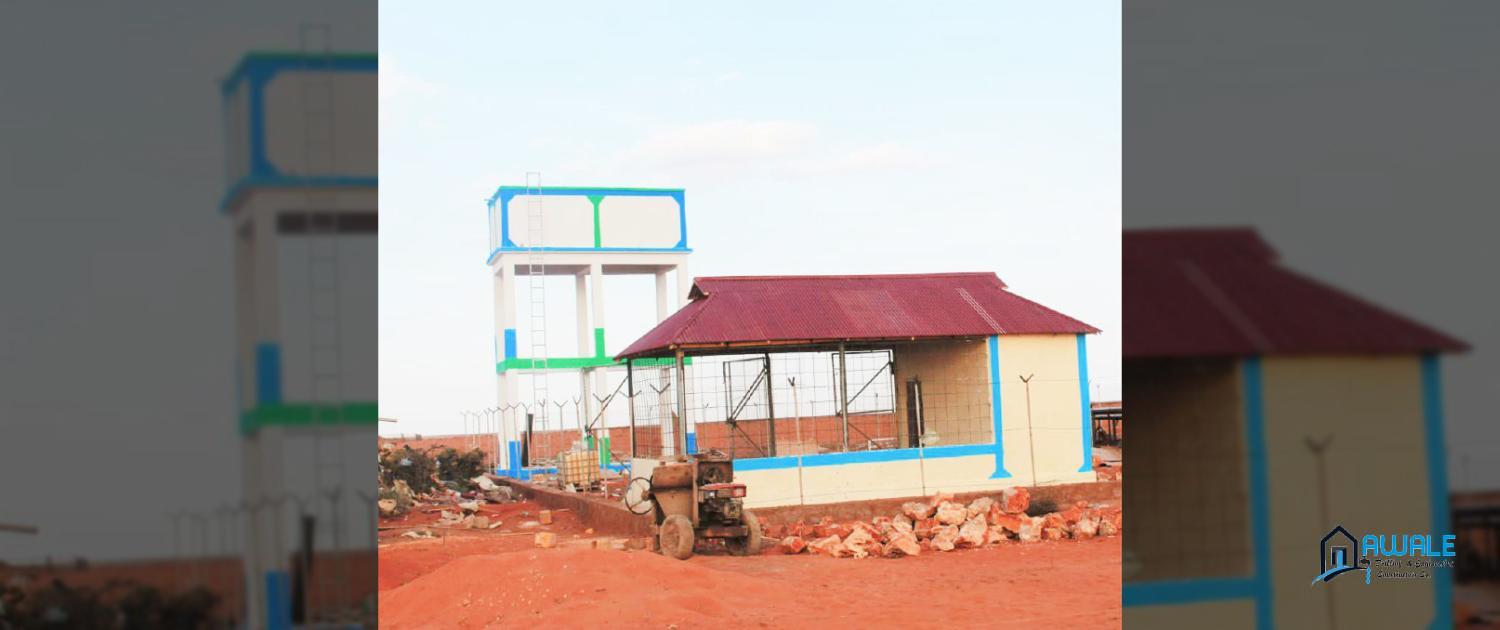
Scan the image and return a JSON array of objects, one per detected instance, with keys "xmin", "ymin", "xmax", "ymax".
[
  {"xmin": 658, "ymin": 514, "xmax": 695, "ymax": 560},
  {"xmin": 726, "ymin": 510, "xmax": 763, "ymax": 556}
]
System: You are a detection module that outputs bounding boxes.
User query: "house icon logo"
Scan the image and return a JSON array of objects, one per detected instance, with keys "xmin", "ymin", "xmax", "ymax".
[{"xmin": 1312, "ymin": 525, "xmax": 1369, "ymax": 585}]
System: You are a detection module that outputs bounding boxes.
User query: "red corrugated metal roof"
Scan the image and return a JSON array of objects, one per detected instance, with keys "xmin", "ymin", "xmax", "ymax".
[
  {"xmin": 1123, "ymin": 228, "xmax": 1466, "ymax": 358},
  {"xmin": 617, "ymin": 272, "xmax": 1098, "ymax": 359}
]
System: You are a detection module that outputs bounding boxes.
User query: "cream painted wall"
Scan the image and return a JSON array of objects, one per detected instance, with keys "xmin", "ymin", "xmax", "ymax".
[
  {"xmin": 262, "ymin": 71, "xmax": 378, "ymax": 177},
  {"xmin": 599, "ymin": 195, "xmax": 681, "ymax": 248},
  {"xmin": 892, "ymin": 338, "xmax": 990, "ymax": 448},
  {"xmin": 736, "ymin": 453, "xmax": 1020, "ymax": 508},
  {"xmin": 997, "ymin": 334, "xmax": 1094, "ymax": 486},
  {"xmin": 506, "ymin": 195, "xmax": 595, "ymax": 248},
  {"xmin": 1261, "ymin": 355, "xmax": 1434, "ymax": 629}
]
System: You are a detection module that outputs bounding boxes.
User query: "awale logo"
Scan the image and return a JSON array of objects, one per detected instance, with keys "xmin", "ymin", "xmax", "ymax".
[{"xmin": 1312, "ymin": 525, "xmax": 1456, "ymax": 585}]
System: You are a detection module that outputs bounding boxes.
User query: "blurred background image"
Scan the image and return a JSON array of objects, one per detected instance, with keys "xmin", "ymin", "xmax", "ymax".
[
  {"xmin": 1, "ymin": 4, "xmax": 375, "ymax": 628},
  {"xmin": 1123, "ymin": 1, "xmax": 1499, "ymax": 628}
]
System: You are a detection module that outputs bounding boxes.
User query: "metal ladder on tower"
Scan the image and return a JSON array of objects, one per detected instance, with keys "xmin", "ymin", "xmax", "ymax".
[
  {"xmin": 524, "ymin": 172, "xmax": 549, "ymax": 465},
  {"xmin": 299, "ymin": 22, "xmax": 347, "ymax": 618}
]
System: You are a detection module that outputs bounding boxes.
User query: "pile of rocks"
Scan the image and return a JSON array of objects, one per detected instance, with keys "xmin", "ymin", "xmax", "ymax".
[{"xmin": 770, "ymin": 487, "xmax": 1122, "ymax": 559}]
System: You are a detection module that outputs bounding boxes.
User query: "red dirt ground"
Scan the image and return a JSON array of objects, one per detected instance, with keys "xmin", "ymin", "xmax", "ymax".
[{"xmin": 378, "ymin": 502, "xmax": 1121, "ymax": 629}]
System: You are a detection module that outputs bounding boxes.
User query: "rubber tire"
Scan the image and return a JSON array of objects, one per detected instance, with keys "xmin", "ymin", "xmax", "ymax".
[
  {"xmin": 726, "ymin": 510, "xmax": 763, "ymax": 556},
  {"xmin": 659, "ymin": 514, "xmax": 695, "ymax": 560}
]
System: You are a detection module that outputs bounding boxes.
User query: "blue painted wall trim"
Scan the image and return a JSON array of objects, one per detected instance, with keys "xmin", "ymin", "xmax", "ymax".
[
  {"xmin": 487, "ymin": 246, "xmax": 692, "ymax": 264},
  {"xmin": 503, "ymin": 329, "xmax": 518, "ymax": 360},
  {"xmin": 987, "ymin": 336, "xmax": 1012, "ymax": 478},
  {"xmin": 1243, "ymin": 356, "xmax": 1273, "ymax": 630},
  {"xmin": 1122, "ymin": 577, "xmax": 1259, "ymax": 607},
  {"xmin": 264, "ymin": 570, "xmax": 291, "ymax": 630},
  {"xmin": 1422, "ymin": 353, "xmax": 1453, "ymax": 629},
  {"xmin": 734, "ymin": 442, "xmax": 996, "ymax": 472},
  {"xmin": 254, "ymin": 343, "xmax": 282, "ymax": 404},
  {"xmin": 219, "ymin": 175, "xmax": 378, "ymax": 212},
  {"xmin": 1076, "ymin": 334, "xmax": 1095, "ymax": 472},
  {"xmin": 219, "ymin": 53, "xmax": 377, "ymax": 212}
]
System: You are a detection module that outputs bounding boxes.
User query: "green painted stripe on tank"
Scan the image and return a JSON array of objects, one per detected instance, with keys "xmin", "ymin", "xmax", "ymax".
[
  {"xmin": 239, "ymin": 402, "xmax": 378, "ymax": 435},
  {"xmin": 589, "ymin": 195, "xmax": 604, "ymax": 247}
]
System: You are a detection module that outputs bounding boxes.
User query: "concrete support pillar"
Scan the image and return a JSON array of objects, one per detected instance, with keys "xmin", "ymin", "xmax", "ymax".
[
  {"xmin": 675, "ymin": 261, "xmax": 691, "ymax": 307},
  {"xmin": 574, "ymin": 271, "xmax": 590, "ymax": 358},
  {"xmin": 655, "ymin": 268, "xmax": 670, "ymax": 322},
  {"xmin": 493, "ymin": 262, "xmax": 516, "ymax": 471},
  {"xmin": 589, "ymin": 263, "xmax": 608, "ymax": 451},
  {"xmin": 574, "ymin": 270, "xmax": 595, "ymax": 440},
  {"xmin": 242, "ymin": 210, "xmax": 285, "ymax": 630},
  {"xmin": 579, "ymin": 371, "xmax": 592, "ymax": 440}
]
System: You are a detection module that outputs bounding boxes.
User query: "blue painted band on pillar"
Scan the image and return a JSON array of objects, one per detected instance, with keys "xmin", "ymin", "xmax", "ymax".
[
  {"xmin": 264, "ymin": 570, "xmax": 291, "ymax": 630},
  {"xmin": 255, "ymin": 343, "xmax": 282, "ymax": 404},
  {"xmin": 504, "ymin": 329, "xmax": 518, "ymax": 360}
]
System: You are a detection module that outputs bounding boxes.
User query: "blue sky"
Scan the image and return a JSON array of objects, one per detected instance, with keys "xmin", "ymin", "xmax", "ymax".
[{"xmin": 379, "ymin": 2, "xmax": 1121, "ymax": 436}]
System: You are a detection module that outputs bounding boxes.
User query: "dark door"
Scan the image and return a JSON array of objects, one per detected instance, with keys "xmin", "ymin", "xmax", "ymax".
[{"xmin": 905, "ymin": 379, "xmax": 923, "ymax": 448}]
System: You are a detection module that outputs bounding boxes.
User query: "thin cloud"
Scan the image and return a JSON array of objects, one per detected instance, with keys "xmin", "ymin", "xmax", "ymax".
[
  {"xmin": 791, "ymin": 142, "xmax": 937, "ymax": 176},
  {"xmin": 623, "ymin": 119, "xmax": 817, "ymax": 168}
]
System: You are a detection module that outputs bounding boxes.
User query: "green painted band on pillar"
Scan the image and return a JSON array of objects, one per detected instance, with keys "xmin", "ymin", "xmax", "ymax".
[
  {"xmin": 594, "ymin": 328, "xmax": 606, "ymax": 358},
  {"xmin": 239, "ymin": 402, "xmax": 378, "ymax": 435}
]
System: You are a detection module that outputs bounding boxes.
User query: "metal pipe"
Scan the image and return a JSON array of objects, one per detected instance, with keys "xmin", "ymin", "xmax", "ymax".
[
  {"xmin": 764, "ymin": 353, "xmax": 776, "ymax": 457},
  {"xmin": 789, "ymin": 377, "xmax": 805, "ymax": 505},
  {"xmin": 1021, "ymin": 374, "xmax": 1038, "ymax": 487},
  {"xmin": 838, "ymin": 342, "xmax": 850, "ymax": 450},
  {"xmin": 675, "ymin": 349, "xmax": 688, "ymax": 456},
  {"xmin": 627, "ymin": 359, "xmax": 636, "ymax": 458}
]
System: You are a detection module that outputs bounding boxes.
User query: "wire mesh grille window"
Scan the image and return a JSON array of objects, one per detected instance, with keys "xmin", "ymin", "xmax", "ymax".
[
  {"xmin": 1123, "ymin": 358, "xmax": 1251, "ymax": 582},
  {"xmin": 626, "ymin": 339, "xmax": 997, "ymax": 461}
]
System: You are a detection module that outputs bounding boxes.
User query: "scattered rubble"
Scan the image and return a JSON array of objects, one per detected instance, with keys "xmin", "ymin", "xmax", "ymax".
[
  {"xmin": 771, "ymin": 490, "xmax": 1120, "ymax": 559},
  {"xmin": 884, "ymin": 532, "xmax": 922, "ymax": 557},
  {"xmin": 934, "ymin": 501, "xmax": 967, "ymax": 526},
  {"xmin": 780, "ymin": 536, "xmax": 808, "ymax": 554},
  {"xmin": 901, "ymin": 501, "xmax": 934, "ymax": 521},
  {"xmin": 534, "ymin": 532, "xmax": 558, "ymax": 548},
  {"xmin": 931, "ymin": 525, "xmax": 959, "ymax": 551},
  {"xmin": 808, "ymin": 535, "xmax": 847, "ymax": 558},
  {"xmin": 998, "ymin": 487, "xmax": 1029, "ymax": 514},
  {"xmin": 957, "ymin": 517, "xmax": 987, "ymax": 548},
  {"xmin": 379, "ymin": 443, "xmax": 525, "ymax": 536}
]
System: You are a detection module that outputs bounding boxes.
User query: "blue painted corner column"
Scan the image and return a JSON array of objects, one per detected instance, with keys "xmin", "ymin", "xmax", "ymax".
[
  {"xmin": 1076, "ymin": 334, "xmax": 1094, "ymax": 472},
  {"xmin": 987, "ymin": 336, "xmax": 1012, "ymax": 478},
  {"xmin": 1243, "ymin": 356, "xmax": 1273, "ymax": 630},
  {"xmin": 1422, "ymin": 353, "xmax": 1453, "ymax": 630}
]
